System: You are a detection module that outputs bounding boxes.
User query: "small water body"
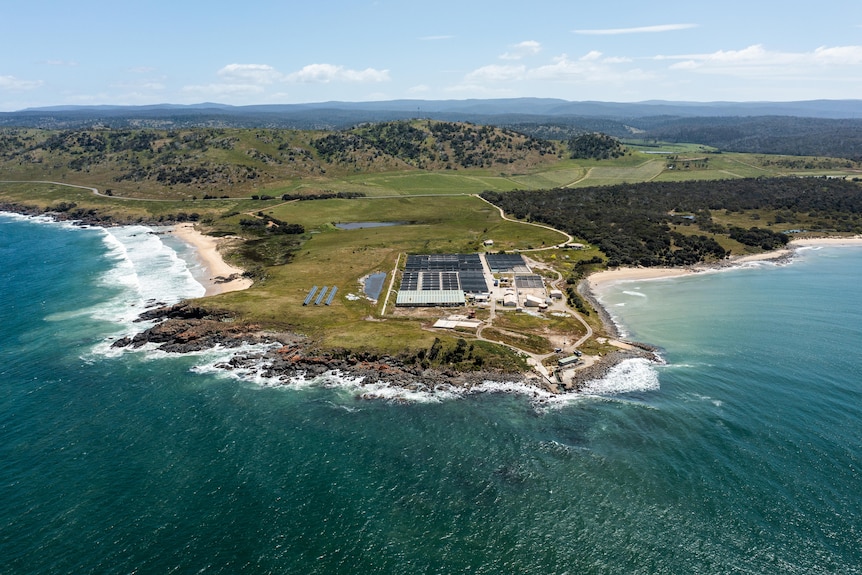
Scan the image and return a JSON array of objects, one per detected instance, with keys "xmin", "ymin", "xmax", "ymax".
[
  {"xmin": 363, "ymin": 271, "xmax": 387, "ymax": 300},
  {"xmin": 334, "ymin": 221, "xmax": 405, "ymax": 230}
]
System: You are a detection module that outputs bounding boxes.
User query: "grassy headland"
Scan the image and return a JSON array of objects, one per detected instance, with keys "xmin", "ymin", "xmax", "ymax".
[{"xmin": 2, "ymin": 121, "xmax": 861, "ymax": 377}]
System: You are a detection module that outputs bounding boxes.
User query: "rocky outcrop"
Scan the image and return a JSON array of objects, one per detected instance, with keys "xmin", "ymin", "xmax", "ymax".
[
  {"xmin": 113, "ymin": 303, "xmax": 526, "ymax": 390},
  {"xmin": 113, "ymin": 303, "xmax": 275, "ymax": 353},
  {"xmin": 111, "ymin": 301, "xmax": 663, "ymax": 395}
]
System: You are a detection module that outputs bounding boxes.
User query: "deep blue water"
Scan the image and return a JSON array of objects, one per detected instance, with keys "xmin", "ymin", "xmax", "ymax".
[{"xmin": 2, "ymin": 213, "xmax": 861, "ymax": 574}]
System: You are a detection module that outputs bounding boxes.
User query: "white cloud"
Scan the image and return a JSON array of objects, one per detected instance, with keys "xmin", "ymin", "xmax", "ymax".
[
  {"xmin": 659, "ymin": 44, "xmax": 862, "ymax": 76},
  {"xmin": 812, "ymin": 45, "xmax": 862, "ymax": 65},
  {"xmin": 407, "ymin": 84, "xmax": 431, "ymax": 94},
  {"xmin": 466, "ymin": 64, "xmax": 526, "ymax": 82},
  {"xmin": 179, "ymin": 64, "xmax": 284, "ymax": 100},
  {"xmin": 453, "ymin": 50, "xmax": 655, "ymax": 97},
  {"xmin": 462, "ymin": 51, "xmax": 645, "ymax": 85},
  {"xmin": 0, "ymin": 75, "xmax": 43, "ymax": 91},
  {"xmin": 527, "ymin": 53, "xmax": 654, "ymax": 85},
  {"xmin": 419, "ymin": 35, "xmax": 453, "ymax": 41},
  {"xmin": 286, "ymin": 63, "xmax": 390, "ymax": 83},
  {"xmin": 500, "ymin": 40, "xmax": 542, "ymax": 60},
  {"xmin": 575, "ymin": 23, "xmax": 698, "ymax": 35},
  {"xmin": 218, "ymin": 63, "xmax": 284, "ymax": 84}
]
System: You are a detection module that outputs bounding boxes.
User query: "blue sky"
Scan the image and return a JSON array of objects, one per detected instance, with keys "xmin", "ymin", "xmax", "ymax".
[{"xmin": 2, "ymin": 0, "xmax": 862, "ymax": 110}]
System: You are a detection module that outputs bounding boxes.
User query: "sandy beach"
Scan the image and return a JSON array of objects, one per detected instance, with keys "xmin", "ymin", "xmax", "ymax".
[
  {"xmin": 789, "ymin": 236, "xmax": 862, "ymax": 248},
  {"xmin": 587, "ymin": 235, "xmax": 862, "ymax": 292},
  {"xmin": 172, "ymin": 223, "xmax": 253, "ymax": 296}
]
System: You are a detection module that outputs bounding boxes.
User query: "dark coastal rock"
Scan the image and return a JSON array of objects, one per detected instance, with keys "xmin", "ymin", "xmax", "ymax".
[
  {"xmin": 134, "ymin": 302, "xmax": 231, "ymax": 323},
  {"xmin": 111, "ymin": 304, "xmax": 650, "ymax": 395},
  {"xmin": 113, "ymin": 304, "xmax": 275, "ymax": 352}
]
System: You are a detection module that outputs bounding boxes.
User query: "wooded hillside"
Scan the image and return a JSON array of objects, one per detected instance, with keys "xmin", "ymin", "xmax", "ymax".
[{"xmin": 481, "ymin": 177, "xmax": 862, "ymax": 267}]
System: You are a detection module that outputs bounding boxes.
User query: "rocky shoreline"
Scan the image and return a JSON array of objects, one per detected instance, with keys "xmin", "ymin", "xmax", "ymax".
[
  {"xmin": 4, "ymin": 203, "xmax": 660, "ymax": 396},
  {"xmin": 110, "ymin": 302, "xmax": 657, "ymax": 396},
  {"xmin": 0, "ymin": 201, "xmax": 194, "ymax": 227}
]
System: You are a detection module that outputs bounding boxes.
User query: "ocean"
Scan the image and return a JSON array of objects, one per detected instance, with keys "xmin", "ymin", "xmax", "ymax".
[{"xmin": 2, "ymin": 213, "xmax": 861, "ymax": 574}]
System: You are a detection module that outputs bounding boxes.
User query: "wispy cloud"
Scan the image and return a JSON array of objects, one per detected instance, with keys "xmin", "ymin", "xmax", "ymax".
[
  {"xmin": 658, "ymin": 44, "xmax": 862, "ymax": 75},
  {"xmin": 286, "ymin": 63, "xmax": 390, "ymax": 83},
  {"xmin": 461, "ymin": 51, "xmax": 649, "ymax": 87},
  {"xmin": 500, "ymin": 40, "xmax": 542, "ymax": 60},
  {"xmin": 43, "ymin": 59, "xmax": 77, "ymax": 67},
  {"xmin": 466, "ymin": 64, "xmax": 526, "ymax": 83},
  {"xmin": 181, "ymin": 64, "xmax": 282, "ymax": 98},
  {"xmin": 182, "ymin": 61, "xmax": 389, "ymax": 101},
  {"xmin": 0, "ymin": 75, "xmax": 43, "ymax": 91},
  {"xmin": 575, "ymin": 23, "xmax": 698, "ymax": 35},
  {"xmin": 419, "ymin": 35, "xmax": 453, "ymax": 41},
  {"xmin": 219, "ymin": 63, "xmax": 284, "ymax": 84}
]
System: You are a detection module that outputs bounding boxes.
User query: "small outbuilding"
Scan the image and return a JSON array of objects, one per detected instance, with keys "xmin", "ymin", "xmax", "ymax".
[{"xmin": 524, "ymin": 294, "xmax": 545, "ymax": 308}]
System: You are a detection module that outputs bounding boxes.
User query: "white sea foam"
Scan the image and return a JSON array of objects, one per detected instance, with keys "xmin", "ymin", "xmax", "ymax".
[
  {"xmin": 580, "ymin": 358, "xmax": 660, "ymax": 396},
  {"xmin": 98, "ymin": 226, "xmax": 205, "ymax": 315},
  {"xmin": 179, "ymin": 348, "xmax": 564, "ymax": 405},
  {"xmin": 84, "ymin": 225, "xmax": 206, "ymax": 354},
  {"xmin": 622, "ymin": 290, "xmax": 647, "ymax": 298}
]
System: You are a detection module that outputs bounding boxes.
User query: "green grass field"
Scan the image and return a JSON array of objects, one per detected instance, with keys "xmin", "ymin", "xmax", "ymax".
[{"xmin": 3, "ymin": 136, "xmax": 860, "ymax": 366}]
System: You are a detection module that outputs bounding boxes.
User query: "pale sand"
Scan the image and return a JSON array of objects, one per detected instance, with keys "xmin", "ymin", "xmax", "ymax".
[
  {"xmin": 172, "ymin": 223, "xmax": 253, "ymax": 296},
  {"xmin": 588, "ymin": 235, "xmax": 862, "ymax": 292},
  {"xmin": 789, "ymin": 236, "xmax": 862, "ymax": 248}
]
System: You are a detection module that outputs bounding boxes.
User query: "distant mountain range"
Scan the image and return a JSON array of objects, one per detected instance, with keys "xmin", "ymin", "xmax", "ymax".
[{"xmin": 3, "ymin": 98, "xmax": 862, "ymax": 131}]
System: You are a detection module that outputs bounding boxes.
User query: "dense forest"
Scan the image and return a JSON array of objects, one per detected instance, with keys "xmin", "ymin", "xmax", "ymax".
[
  {"xmin": 312, "ymin": 120, "xmax": 559, "ymax": 170},
  {"xmin": 567, "ymin": 133, "xmax": 626, "ymax": 160},
  {"xmin": 636, "ymin": 116, "xmax": 862, "ymax": 161},
  {"xmin": 481, "ymin": 177, "xmax": 862, "ymax": 267}
]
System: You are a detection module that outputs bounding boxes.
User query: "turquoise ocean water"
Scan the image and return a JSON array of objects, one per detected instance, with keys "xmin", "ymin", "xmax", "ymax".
[{"xmin": 2, "ymin": 212, "xmax": 861, "ymax": 574}]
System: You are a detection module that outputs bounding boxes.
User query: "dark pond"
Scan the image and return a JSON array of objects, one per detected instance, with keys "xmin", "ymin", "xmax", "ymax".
[
  {"xmin": 334, "ymin": 221, "xmax": 405, "ymax": 230},
  {"xmin": 363, "ymin": 272, "xmax": 387, "ymax": 300}
]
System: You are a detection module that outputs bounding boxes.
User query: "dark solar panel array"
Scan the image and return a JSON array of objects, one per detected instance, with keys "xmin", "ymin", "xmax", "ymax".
[
  {"xmin": 401, "ymin": 271, "xmax": 421, "ymax": 291},
  {"xmin": 405, "ymin": 254, "xmax": 483, "ymax": 271},
  {"xmin": 401, "ymin": 254, "xmax": 489, "ymax": 295},
  {"xmin": 440, "ymin": 271, "xmax": 460, "ymax": 290},
  {"xmin": 423, "ymin": 273, "xmax": 441, "ymax": 290},
  {"xmin": 459, "ymin": 270, "xmax": 489, "ymax": 294},
  {"xmin": 485, "ymin": 253, "xmax": 527, "ymax": 272}
]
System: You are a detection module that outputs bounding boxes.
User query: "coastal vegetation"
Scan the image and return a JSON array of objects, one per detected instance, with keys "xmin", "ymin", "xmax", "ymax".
[
  {"xmin": 2, "ymin": 119, "xmax": 862, "ymax": 380},
  {"xmin": 482, "ymin": 177, "xmax": 862, "ymax": 267}
]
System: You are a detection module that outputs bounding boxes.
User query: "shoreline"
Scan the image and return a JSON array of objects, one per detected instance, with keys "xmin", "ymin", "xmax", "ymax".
[
  {"xmin": 585, "ymin": 236, "xmax": 862, "ymax": 293},
  {"xmin": 581, "ymin": 235, "xmax": 862, "ymax": 348},
  {"xmin": 171, "ymin": 223, "xmax": 253, "ymax": 296},
  {"xmin": 7, "ymin": 201, "xmax": 860, "ymax": 396}
]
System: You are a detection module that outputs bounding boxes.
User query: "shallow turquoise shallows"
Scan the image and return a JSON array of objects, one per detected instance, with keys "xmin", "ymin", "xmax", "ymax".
[{"xmin": 2, "ymin": 212, "xmax": 861, "ymax": 574}]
